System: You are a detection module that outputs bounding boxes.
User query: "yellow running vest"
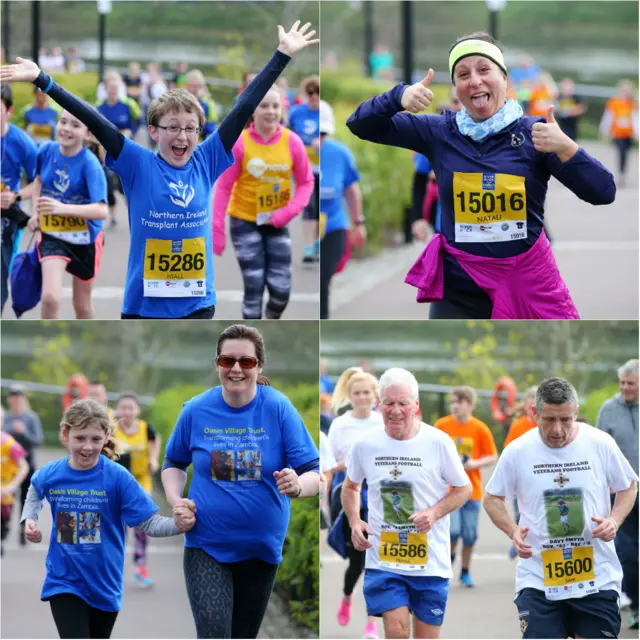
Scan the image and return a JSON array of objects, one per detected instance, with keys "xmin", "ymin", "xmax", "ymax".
[
  {"xmin": 114, "ymin": 420, "xmax": 152, "ymax": 493},
  {"xmin": 1, "ymin": 434, "xmax": 22, "ymax": 506},
  {"xmin": 228, "ymin": 128, "xmax": 293, "ymax": 224}
]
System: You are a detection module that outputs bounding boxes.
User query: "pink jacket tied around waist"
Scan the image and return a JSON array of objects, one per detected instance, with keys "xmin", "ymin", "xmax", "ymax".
[{"xmin": 405, "ymin": 232, "xmax": 580, "ymax": 319}]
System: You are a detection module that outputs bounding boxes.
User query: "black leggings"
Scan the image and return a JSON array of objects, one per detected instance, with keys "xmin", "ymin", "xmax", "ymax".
[
  {"xmin": 614, "ymin": 137, "xmax": 633, "ymax": 175},
  {"xmin": 341, "ymin": 508, "xmax": 366, "ymax": 596},
  {"xmin": 48, "ymin": 593, "xmax": 118, "ymax": 639},
  {"xmin": 183, "ymin": 547, "xmax": 278, "ymax": 639},
  {"xmin": 429, "ymin": 285, "xmax": 493, "ymax": 319},
  {"xmin": 320, "ymin": 229, "xmax": 347, "ymax": 319}
]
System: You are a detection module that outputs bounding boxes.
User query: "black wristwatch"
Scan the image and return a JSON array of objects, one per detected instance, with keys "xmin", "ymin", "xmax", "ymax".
[
  {"xmin": 354, "ymin": 218, "xmax": 366, "ymax": 226},
  {"xmin": 14, "ymin": 193, "xmax": 22, "ymax": 204}
]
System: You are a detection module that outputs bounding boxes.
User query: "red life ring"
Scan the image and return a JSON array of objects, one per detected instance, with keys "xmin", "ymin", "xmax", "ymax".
[
  {"xmin": 62, "ymin": 374, "xmax": 90, "ymax": 411},
  {"xmin": 490, "ymin": 377, "xmax": 517, "ymax": 423}
]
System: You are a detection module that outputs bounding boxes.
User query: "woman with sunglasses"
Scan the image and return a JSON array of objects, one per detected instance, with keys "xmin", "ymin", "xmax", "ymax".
[
  {"xmin": 161, "ymin": 324, "xmax": 319, "ymax": 639},
  {"xmin": 347, "ymin": 32, "xmax": 615, "ymax": 320},
  {"xmin": 0, "ymin": 22, "xmax": 318, "ymax": 320},
  {"xmin": 288, "ymin": 75, "xmax": 320, "ymax": 263}
]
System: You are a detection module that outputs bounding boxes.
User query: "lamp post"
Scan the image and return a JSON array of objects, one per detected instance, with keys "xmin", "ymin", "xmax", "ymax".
[
  {"xmin": 2, "ymin": 1, "xmax": 9, "ymax": 62},
  {"xmin": 31, "ymin": 1, "xmax": 41, "ymax": 65},
  {"xmin": 486, "ymin": 0, "xmax": 507, "ymax": 40},
  {"xmin": 401, "ymin": 0, "xmax": 413, "ymax": 84},
  {"xmin": 363, "ymin": 0, "xmax": 373, "ymax": 78},
  {"xmin": 97, "ymin": 0, "xmax": 112, "ymax": 82}
]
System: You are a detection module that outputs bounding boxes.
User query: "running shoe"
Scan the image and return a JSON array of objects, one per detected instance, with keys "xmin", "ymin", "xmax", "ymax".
[
  {"xmin": 133, "ymin": 566, "xmax": 154, "ymax": 588},
  {"xmin": 364, "ymin": 620, "xmax": 378, "ymax": 639},
  {"xmin": 460, "ymin": 572, "xmax": 475, "ymax": 588},
  {"xmin": 620, "ymin": 592, "xmax": 632, "ymax": 609},
  {"xmin": 629, "ymin": 613, "xmax": 639, "ymax": 630},
  {"xmin": 337, "ymin": 597, "xmax": 352, "ymax": 626},
  {"xmin": 302, "ymin": 245, "xmax": 315, "ymax": 264}
]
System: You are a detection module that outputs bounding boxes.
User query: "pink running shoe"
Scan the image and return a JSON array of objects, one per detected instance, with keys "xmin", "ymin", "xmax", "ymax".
[
  {"xmin": 337, "ymin": 597, "xmax": 352, "ymax": 626},
  {"xmin": 364, "ymin": 620, "xmax": 379, "ymax": 639}
]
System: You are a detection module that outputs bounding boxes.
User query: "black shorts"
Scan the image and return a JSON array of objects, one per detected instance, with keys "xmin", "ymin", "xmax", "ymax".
[
  {"xmin": 105, "ymin": 168, "xmax": 121, "ymax": 207},
  {"xmin": 120, "ymin": 304, "xmax": 215, "ymax": 320},
  {"xmin": 302, "ymin": 173, "xmax": 320, "ymax": 221},
  {"xmin": 515, "ymin": 588, "xmax": 621, "ymax": 639},
  {"xmin": 38, "ymin": 232, "xmax": 104, "ymax": 282}
]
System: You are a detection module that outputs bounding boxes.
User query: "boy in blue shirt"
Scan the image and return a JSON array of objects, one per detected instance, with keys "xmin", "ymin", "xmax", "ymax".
[
  {"xmin": 22, "ymin": 87, "xmax": 59, "ymax": 146},
  {"xmin": 0, "ymin": 83, "xmax": 38, "ymax": 315}
]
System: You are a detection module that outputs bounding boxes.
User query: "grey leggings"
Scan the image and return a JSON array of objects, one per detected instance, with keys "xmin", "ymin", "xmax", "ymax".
[
  {"xmin": 183, "ymin": 547, "xmax": 279, "ymax": 639},
  {"xmin": 230, "ymin": 217, "xmax": 292, "ymax": 319}
]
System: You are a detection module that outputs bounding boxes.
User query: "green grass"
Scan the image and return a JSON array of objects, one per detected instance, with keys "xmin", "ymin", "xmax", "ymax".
[{"xmin": 544, "ymin": 499, "xmax": 584, "ymax": 538}]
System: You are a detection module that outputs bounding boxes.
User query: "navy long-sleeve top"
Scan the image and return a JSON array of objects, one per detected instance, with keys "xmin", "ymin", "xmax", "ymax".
[{"xmin": 347, "ymin": 83, "xmax": 616, "ymax": 293}]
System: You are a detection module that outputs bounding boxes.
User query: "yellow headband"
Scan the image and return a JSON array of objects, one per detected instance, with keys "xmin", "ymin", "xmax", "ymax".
[{"xmin": 449, "ymin": 39, "xmax": 507, "ymax": 82}]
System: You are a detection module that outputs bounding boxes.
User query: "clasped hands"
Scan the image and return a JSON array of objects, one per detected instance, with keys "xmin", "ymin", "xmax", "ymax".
[{"xmin": 172, "ymin": 498, "xmax": 197, "ymax": 532}]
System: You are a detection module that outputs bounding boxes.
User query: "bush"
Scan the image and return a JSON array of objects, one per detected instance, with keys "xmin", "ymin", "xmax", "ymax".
[
  {"xmin": 148, "ymin": 381, "xmax": 320, "ymax": 633},
  {"xmin": 580, "ymin": 384, "xmax": 619, "ymax": 425}
]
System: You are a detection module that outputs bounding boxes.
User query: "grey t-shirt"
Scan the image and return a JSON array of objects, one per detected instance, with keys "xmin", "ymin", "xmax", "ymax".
[{"xmin": 3, "ymin": 411, "xmax": 44, "ymax": 450}]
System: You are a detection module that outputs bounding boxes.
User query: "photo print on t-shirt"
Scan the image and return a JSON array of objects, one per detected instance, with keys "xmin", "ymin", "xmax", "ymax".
[
  {"xmin": 57, "ymin": 511, "xmax": 77, "ymax": 544},
  {"xmin": 380, "ymin": 480, "xmax": 414, "ymax": 525},
  {"xmin": 211, "ymin": 449, "xmax": 263, "ymax": 482},
  {"xmin": 78, "ymin": 511, "xmax": 101, "ymax": 544},
  {"xmin": 543, "ymin": 488, "xmax": 585, "ymax": 538}
]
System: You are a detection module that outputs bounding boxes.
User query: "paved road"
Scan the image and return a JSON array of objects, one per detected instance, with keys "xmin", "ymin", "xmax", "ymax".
[
  {"xmin": 320, "ymin": 463, "xmax": 637, "ymax": 639},
  {"xmin": 0, "ymin": 449, "xmax": 297, "ymax": 639},
  {"xmin": 331, "ymin": 142, "xmax": 638, "ymax": 320},
  {"xmin": 6, "ymin": 197, "xmax": 319, "ymax": 321}
]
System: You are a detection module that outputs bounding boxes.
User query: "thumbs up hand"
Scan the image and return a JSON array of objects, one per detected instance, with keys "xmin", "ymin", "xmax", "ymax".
[
  {"xmin": 531, "ymin": 104, "xmax": 578, "ymax": 161},
  {"xmin": 401, "ymin": 68, "xmax": 435, "ymax": 114}
]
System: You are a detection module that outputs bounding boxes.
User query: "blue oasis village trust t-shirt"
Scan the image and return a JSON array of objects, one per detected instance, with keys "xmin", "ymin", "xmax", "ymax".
[
  {"xmin": 37, "ymin": 142, "xmax": 107, "ymax": 244},
  {"xmin": 31, "ymin": 455, "xmax": 158, "ymax": 612},
  {"xmin": 106, "ymin": 134, "xmax": 233, "ymax": 318},
  {"xmin": 165, "ymin": 385, "xmax": 319, "ymax": 565}
]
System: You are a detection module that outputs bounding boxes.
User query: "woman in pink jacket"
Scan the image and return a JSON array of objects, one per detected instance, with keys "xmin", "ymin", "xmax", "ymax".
[{"xmin": 213, "ymin": 86, "xmax": 313, "ymax": 319}]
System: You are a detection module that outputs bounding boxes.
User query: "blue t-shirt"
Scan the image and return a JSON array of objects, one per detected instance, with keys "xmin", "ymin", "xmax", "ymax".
[
  {"xmin": 320, "ymin": 374, "xmax": 335, "ymax": 395},
  {"xmin": 413, "ymin": 153, "xmax": 431, "ymax": 175},
  {"xmin": 0, "ymin": 124, "xmax": 38, "ymax": 193},
  {"xmin": 23, "ymin": 106, "xmax": 59, "ymax": 146},
  {"xmin": 165, "ymin": 385, "xmax": 319, "ymax": 564},
  {"xmin": 319, "ymin": 138, "xmax": 359, "ymax": 235},
  {"xmin": 30, "ymin": 455, "xmax": 158, "ymax": 612},
  {"xmin": 288, "ymin": 103, "xmax": 320, "ymax": 173},
  {"xmin": 200, "ymin": 100, "xmax": 217, "ymax": 140},
  {"xmin": 106, "ymin": 134, "xmax": 233, "ymax": 318},
  {"xmin": 96, "ymin": 100, "xmax": 136, "ymax": 133},
  {"xmin": 37, "ymin": 142, "xmax": 107, "ymax": 243}
]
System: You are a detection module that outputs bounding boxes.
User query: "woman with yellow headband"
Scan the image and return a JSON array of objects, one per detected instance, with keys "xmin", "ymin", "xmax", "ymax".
[{"xmin": 347, "ymin": 32, "xmax": 616, "ymax": 320}]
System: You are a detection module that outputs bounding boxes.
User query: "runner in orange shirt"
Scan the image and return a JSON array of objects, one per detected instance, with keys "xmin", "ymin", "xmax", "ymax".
[
  {"xmin": 600, "ymin": 79, "xmax": 638, "ymax": 188},
  {"xmin": 434, "ymin": 386, "xmax": 498, "ymax": 587}
]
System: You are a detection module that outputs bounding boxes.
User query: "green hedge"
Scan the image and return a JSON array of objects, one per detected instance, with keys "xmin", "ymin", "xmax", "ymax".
[
  {"xmin": 579, "ymin": 384, "xmax": 619, "ymax": 425},
  {"xmin": 150, "ymin": 381, "xmax": 319, "ymax": 633},
  {"xmin": 326, "ymin": 73, "xmax": 450, "ymax": 253}
]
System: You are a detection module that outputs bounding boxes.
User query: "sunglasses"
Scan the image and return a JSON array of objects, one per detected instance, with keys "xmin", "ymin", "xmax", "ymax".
[
  {"xmin": 216, "ymin": 355, "xmax": 259, "ymax": 369},
  {"xmin": 306, "ymin": 89, "xmax": 319, "ymax": 96}
]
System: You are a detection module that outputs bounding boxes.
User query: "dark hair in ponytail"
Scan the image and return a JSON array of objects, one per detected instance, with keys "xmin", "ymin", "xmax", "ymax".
[{"xmin": 257, "ymin": 375, "xmax": 271, "ymax": 386}]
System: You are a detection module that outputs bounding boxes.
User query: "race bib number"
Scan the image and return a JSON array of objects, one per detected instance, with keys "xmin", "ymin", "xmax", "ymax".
[
  {"xmin": 40, "ymin": 214, "xmax": 90, "ymax": 245},
  {"xmin": 453, "ymin": 172, "xmax": 527, "ymax": 243},
  {"xmin": 143, "ymin": 237, "xmax": 206, "ymax": 298},
  {"xmin": 256, "ymin": 180, "xmax": 291, "ymax": 215},
  {"xmin": 319, "ymin": 212, "xmax": 327, "ymax": 240},
  {"xmin": 542, "ymin": 546, "xmax": 598, "ymax": 601},
  {"xmin": 27, "ymin": 123, "xmax": 53, "ymax": 144},
  {"xmin": 378, "ymin": 531, "xmax": 427, "ymax": 571},
  {"xmin": 306, "ymin": 145, "xmax": 320, "ymax": 172}
]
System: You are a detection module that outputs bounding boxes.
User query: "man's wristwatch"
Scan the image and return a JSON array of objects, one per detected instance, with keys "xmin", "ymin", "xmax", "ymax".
[
  {"xmin": 14, "ymin": 193, "xmax": 22, "ymax": 204},
  {"xmin": 354, "ymin": 217, "xmax": 366, "ymax": 226}
]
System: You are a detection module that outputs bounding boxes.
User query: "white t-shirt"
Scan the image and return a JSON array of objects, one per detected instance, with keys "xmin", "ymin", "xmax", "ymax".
[
  {"xmin": 328, "ymin": 411, "xmax": 384, "ymax": 464},
  {"xmin": 320, "ymin": 431, "xmax": 337, "ymax": 473},
  {"xmin": 486, "ymin": 425, "xmax": 638, "ymax": 600},
  {"xmin": 347, "ymin": 423, "xmax": 470, "ymax": 578}
]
